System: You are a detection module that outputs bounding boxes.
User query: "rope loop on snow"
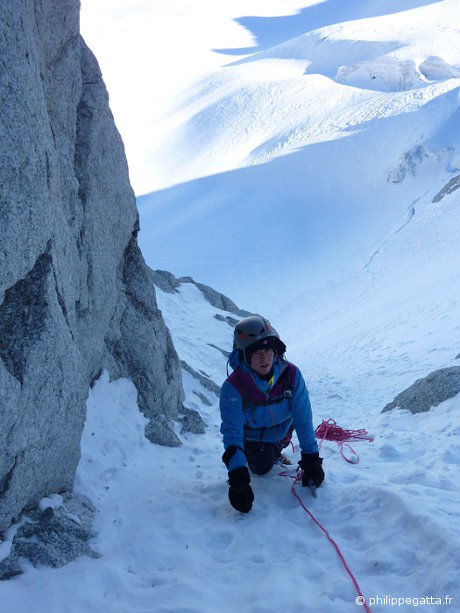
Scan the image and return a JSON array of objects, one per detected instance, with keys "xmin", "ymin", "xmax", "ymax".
[
  {"xmin": 315, "ymin": 418, "xmax": 374, "ymax": 463},
  {"xmin": 280, "ymin": 469, "xmax": 371, "ymax": 613},
  {"xmin": 278, "ymin": 418, "xmax": 375, "ymax": 611}
]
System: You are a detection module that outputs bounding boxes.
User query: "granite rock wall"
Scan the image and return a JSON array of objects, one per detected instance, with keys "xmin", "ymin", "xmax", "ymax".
[{"xmin": 0, "ymin": 0, "xmax": 184, "ymax": 532}]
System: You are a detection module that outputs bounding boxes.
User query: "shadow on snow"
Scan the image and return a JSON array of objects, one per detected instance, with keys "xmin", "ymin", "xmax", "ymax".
[{"xmin": 214, "ymin": 0, "xmax": 445, "ymax": 55}]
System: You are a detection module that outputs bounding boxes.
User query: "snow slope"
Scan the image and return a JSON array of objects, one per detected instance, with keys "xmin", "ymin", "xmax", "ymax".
[
  {"xmin": 132, "ymin": 1, "xmax": 460, "ymax": 315},
  {"xmin": 81, "ymin": 0, "xmax": 460, "ymax": 195},
  {"xmin": 1, "ymin": 1, "xmax": 459, "ymax": 612},
  {"xmin": 1, "ymin": 281, "xmax": 458, "ymax": 612}
]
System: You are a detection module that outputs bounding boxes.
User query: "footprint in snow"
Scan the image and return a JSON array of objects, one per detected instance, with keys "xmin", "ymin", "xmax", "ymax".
[
  {"xmin": 379, "ymin": 444, "xmax": 401, "ymax": 460},
  {"xmin": 204, "ymin": 529, "xmax": 233, "ymax": 551}
]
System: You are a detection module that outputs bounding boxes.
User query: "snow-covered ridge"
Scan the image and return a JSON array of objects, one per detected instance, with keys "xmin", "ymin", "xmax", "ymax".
[
  {"xmin": 150, "ymin": 269, "xmax": 251, "ymax": 317},
  {"xmin": 151, "ymin": 275, "xmax": 239, "ymax": 396},
  {"xmin": 250, "ymin": 3, "xmax": 460, "ymax": 92},
  {"xmin": 81, "ymin": 0, "xmax": 460, "ymax": 195},
  {"xmin": 119, "ymin": 0, "xmax": 460, "ymax": 190}
]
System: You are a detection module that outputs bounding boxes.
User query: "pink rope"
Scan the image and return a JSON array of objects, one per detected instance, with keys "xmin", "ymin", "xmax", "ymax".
[
  {"xmin": 315, "ymin": 419, "xmax": 374, "ymax": 463},
  {"xmin": 281, "ymin": 470, "xmax": 371, "ymax": 613}
]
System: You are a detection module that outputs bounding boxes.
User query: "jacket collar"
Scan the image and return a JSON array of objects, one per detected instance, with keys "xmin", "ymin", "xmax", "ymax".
[{"xmin": 228, "ymin": 349, "xmax": 288, "ymax": 390}]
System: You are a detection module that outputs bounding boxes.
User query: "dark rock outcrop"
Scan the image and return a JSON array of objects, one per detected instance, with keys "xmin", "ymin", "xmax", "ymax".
[
  {"xmin": 180, "ymin": 360, "xmax": 222, "ymax": 396},
  {"xmin": 0, "ymin": 493, "xmax": 98, "ymax": 580},
  {"xmin": 432, "ymin": 174, "xmax": 460, "ymax": 203},
  {"xmin": 382, "ymin": 366, "xmax": 460, "ymax": 413}
]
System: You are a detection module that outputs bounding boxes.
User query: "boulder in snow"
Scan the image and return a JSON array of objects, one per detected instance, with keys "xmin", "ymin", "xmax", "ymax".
[
  {"xmin": 0, "ymin": 492, "xmax": 99, "ymax": 580},
  {"xmin": 382, "ymin": 366, "xmax": 460, "ymax": 414}
]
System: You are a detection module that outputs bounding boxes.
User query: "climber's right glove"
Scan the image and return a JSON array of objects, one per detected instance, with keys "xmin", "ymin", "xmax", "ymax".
[
  {"xmin": 298, "ymin": 452, "xmax": 325, "ymax": 487},
  {"xmin": 228, "ymin": 467, "xmax": 254, "ymax": 513}
]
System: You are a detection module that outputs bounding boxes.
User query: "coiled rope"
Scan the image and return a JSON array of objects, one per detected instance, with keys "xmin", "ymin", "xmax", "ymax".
[{"xmin": 315, "ymin": 418, "xmax": 374, "ymax": 463}]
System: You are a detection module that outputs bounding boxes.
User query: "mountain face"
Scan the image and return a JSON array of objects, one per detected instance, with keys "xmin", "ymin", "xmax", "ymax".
[{"xmin": 0, "ymin": 0, "xmax": 184, "ymax": 532}]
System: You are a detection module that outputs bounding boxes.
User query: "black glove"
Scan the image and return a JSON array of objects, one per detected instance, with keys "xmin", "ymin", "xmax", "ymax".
[
  {"xmin": 298, "ymin": 452, "xmax": 325, "ymax": 487},
  {"xmin": 228, "ymin": 467, "xmax": 254, "ymax": 513}
]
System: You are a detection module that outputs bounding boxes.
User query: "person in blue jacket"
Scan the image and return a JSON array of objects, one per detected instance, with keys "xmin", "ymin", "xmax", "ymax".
[{"xmin": 220, "ymin": 315, "xmax": 324, "ymax": 513}]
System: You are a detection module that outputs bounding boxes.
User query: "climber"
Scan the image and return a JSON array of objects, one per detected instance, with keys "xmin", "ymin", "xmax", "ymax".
[{"xmin": 220, "ymin": 315, "xmax": 324, "ymax": 513}]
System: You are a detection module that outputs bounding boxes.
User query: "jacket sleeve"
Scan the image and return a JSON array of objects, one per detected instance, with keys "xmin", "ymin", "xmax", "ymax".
[
  {"xmin": 219, "ymin": 380, "xmax": 247, "ymax": 471},
  {"xmin": 290, "ymin": 368, "xmax": 318, "ymax": 454}
]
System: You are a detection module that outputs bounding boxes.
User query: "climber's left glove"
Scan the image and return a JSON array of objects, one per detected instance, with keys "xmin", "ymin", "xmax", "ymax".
[{"xmin": 228, "ymin": 467, "xmax": 254, "ymax": 513}]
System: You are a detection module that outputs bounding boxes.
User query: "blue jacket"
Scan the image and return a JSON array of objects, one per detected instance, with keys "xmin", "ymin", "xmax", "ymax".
[{"xmin": 220, "ymin": 349, "xmax": 318, "ymax": 472}]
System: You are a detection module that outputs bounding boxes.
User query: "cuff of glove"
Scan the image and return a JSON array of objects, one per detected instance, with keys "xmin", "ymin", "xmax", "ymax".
[
  {"xmin": 299, "ymin": 452, "xmax": 323, "ymax": 467},
  {"xmin": 228, "ymin": 466, "xmax": 251, "ymax": 487}
]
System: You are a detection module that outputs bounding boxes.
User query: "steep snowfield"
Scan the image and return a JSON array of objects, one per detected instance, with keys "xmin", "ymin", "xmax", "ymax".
[
  {"xmin": 133, "ymin": 1, "xmax": 460, "ymax": 316},
  {"xmin": 81, "ymin": 0, "xmax": 460, "ymax": 195},
  {"xmin": 1, "ymin": 283, "xmax": 458, "ymax": 612},
  {"xmin": 1, "ymin": 1, "xmax": 459, "ymax": 611},
  {"xmin": 135, "ymin": 4, "xmax": 460, "ymax": 189}
]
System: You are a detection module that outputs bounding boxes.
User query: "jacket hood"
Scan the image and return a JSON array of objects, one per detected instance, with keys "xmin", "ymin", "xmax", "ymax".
[{"xmin": 228, "ymin": 347, "xmax": 241, "ymax": 371}]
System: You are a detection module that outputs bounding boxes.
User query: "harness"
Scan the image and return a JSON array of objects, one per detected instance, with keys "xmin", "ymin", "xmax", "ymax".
[
  {"xmin": 221, "ymin": 360, "xmax": 297, "ymax": 468},
  {"xmin": 228, "ymin": 361, "xmax": 296, "ymax": 441}
]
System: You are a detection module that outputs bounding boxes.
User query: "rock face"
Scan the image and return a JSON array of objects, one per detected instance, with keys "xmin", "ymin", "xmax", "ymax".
[
  {"xmin": 382, "ymin": 366, "xmax": 460, "ymax": 413},
  {"xmin": 0, "ymin": 0, "xmax": 184, "ymax": 532}
]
